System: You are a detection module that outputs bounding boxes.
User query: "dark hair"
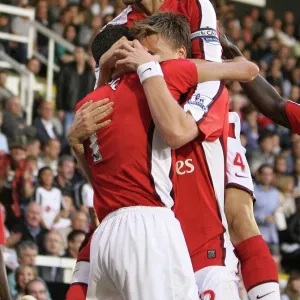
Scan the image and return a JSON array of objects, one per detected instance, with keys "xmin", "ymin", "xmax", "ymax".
[
  {"xmin": 58, "ymin": 155, "xmax": 74, "ymax": 167},
  {"xmin": 91, "ymin": 25, "xmax": 134, "ymax": 64},
  {"xmin": 38, "ymin": 166, "xmax": 53, "ymax": 180},
  {"xmin": 257, "ymin": 164, "xmax": 273, "ymax": 174},
  {"xmin": 258, "ymin": 130, "xmax": 275, "ymax": 144},
  {"xmin": 67, "ymin": 229, "xmax": 86, "ymax": 242},
  {"xmin": 130, "ymin": 12, "xmax": 192, "ymax": 58}
]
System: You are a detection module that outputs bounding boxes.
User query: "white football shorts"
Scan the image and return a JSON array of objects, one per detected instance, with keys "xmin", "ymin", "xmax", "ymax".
[{"xmin": 86, "ymin": 206, "xmax": 199, "ymax": 300}]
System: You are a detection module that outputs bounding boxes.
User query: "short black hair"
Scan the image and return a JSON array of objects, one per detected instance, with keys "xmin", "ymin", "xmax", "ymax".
[
  {"xmin": 67, "ymin": 230, "xmax": 86, "ymax": 242},
  {"xmin": 38, "ymin": 166, "xmax": 52, "ymax": 180},
  {"xmin": 258, "ymin": 130, "xmax": 275, "ymax": 144},
  {"xmin": 91, "ymin": 25, "xmax": 134, "ymax": 64}
]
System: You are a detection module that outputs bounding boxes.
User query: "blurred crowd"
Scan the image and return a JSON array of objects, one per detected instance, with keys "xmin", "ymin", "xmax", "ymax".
[{"xmin": 1, "ymin": 0, "xmax": 300, "ymax": 299}]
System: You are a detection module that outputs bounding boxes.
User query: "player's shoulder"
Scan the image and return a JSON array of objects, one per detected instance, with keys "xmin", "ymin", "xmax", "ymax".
[
  {"xmin": 75, "ymin": 87, "xmax": 105, "ymax": 112},
  {"xmin": 161, "ymin": 58, "xmax": 196, "ymax": 75}
]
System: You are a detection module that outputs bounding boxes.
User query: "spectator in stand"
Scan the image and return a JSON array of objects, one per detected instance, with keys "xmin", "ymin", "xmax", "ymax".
[
  {"xmin": 26, "ymin": 139, "xmax": 41, "ymax": 157},
  {"xmin": 11, "ymin": 202, "xmax": 48, "ymax": 252},
  {"xmin": 52, "ymin": 8, "xmax": 71, "ymax": 36},
  {"xmin": 64, "ymin": 230, "xmax": 85, "ymax": 259},
  {"xmin": 254, "ymin": 164, "xmax": 280, "ymax": 255},
  {"xmin": 25, "ymin": 279, "xmax": 48, "ymax": 300},
  {"xmin": 276, "ymin": 175, "xmax": 296, "ymax": 219},
  {"xmin": 49, "ymin": 0, "xmax": 68, "ymax": 23},
  {"xmin": 241, "ymin": 104, "xmax": 259, "ymax": 152},
  {"xmin": 56, "ymin": 46, "xmax": 95, "ymax": 136},
  {"xmin": 32, "ymin": 167, "xmax": 64, "ymax": 230},
  {"xmin": 2, "ymin": 96, "xmax": 36, "ymax": 144},
  {"xmin": 8, "ymin": 241, "xmax": 38, "ymax": 296},
  {"xmin": 10, "ymin": 4, "xmax": 32, "ymax": 63},
  {"xmin": 12, "ymin": 265, "xmax": 38, "ymax": 300},
  {"xmin": 58, "ymin": 211, "xmax": 88, "ymax": 247},
  {"xmin": 38, "ymin": 231, "xmax": 64, "ymax": 283},
  {"xmin": 74, "ymin": 179, "xmax": 93, "ymax": 212},
  {"xmin": 80, "ymin": 15, "xmax": 103, "ymax": 47},
  {"xmin": 35, "ymin": 0, "xmax": 52, "ymax": 57},
  {"xmin": 33, "ymin": 101, "xmax": 60, "ymax": 147},
  {"xmin": 0, "ymin": 109, "xmax": 9, "ymax": 153},
  {"xmin": 274, "ymin": 154, "xmax": 288, "ymax": 177},
  {"xmin": 248, "ymin": 131, "xmax": 276, "ymax": 174},
  {"xmin": 0, "ymin": 13, "xmax": 11, "ymax": 54},
  {"xmin": 37, "ymin": 139, "xmax": 61, "ymax": 176},
  {"xmin": 282, "ymin": 272, "xmax": 300, "ymax": 300},
  {"xmin": 287, "ymin": 140, "xmax": 300, "ymax": 174},
  {"xmin": 53, "ymin": 155, "xmax": 75, "ymax": 196},
  {"xmin": 55, "ymin": 24, "xmax": 78, "ymax": 64},
  {"xmin": 0, "ymin": 70, "xmax": 14, "ymax": 109}
]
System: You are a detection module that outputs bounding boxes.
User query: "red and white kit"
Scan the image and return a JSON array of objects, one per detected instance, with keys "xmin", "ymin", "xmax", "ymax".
[
  {"xmin": 77, "ymin": 59, "xmax": 200, "ymax": 300},
  {"xmin": 69, "ymin": 1, "xmax": 256, "ymax": 299},
  {"xmin": 227, "ymin": 112, "xmax": 254, "ymax": 196}
]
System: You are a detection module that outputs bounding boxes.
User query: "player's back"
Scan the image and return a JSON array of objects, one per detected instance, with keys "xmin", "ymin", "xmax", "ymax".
[
  {"xmin": 80, "ymin": 74, "xmax": 169, "ymax": 222},
  {"xmin": 80, "ymin": 59, "xmax": 198, "ymax": 222}
]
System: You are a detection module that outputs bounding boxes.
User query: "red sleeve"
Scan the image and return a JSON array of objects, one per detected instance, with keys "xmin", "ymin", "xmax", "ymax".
[
  {"xmin": 286, "ymin": 101, "xmax": 300, "ymax": 135},
  {"xmin": 188, "ymin": 0, "xmax": 222, "ymax": 62},
  {"xmin": 0, "ymin": 209, "xmax": 6, "ymax": 245},
  {"xmin": 161, "ymin": 59, "xmax": 198, "ymax": 100},
  {"xmin": 184, "ymin": 82, "xmax": 229, "ymax": 141}
]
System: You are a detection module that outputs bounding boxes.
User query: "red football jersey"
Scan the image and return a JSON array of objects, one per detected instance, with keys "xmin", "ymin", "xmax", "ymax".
[
  {"xmin": 107, "ymin": 0, "xmax": 222, "ymax": 61},
  {"xmin": 77, "ymin": 59, "xmax": 198, "ymax": 222},
  {"xmin": 286, "ymin": 101, "xmax": 300, "ymax": 135},
  {"xmin": 174, "ymin": 82, "xmax": 238, "ymax": 273}
]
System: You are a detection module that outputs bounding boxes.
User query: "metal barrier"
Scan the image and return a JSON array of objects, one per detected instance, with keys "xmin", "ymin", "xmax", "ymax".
[
  {"xmin": 0, "ymin": 50, "xmax": 34, "ymax": 125},
  {"xmin": 0, "ymin": 3, "xmax": 75, "ymax": 114}
]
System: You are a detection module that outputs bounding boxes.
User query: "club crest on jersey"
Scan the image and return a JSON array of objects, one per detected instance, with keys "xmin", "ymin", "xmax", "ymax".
[
  {"xmin": 191, "ymin": 27, "xmax": 220, "ymax": 45},
  {"xmin": 108, "ymin": 78, "xmax": 120, "ymax": 91},
  {"xmin": 187, "ymin": 93, "xmax": 210, "ymax": 113}
]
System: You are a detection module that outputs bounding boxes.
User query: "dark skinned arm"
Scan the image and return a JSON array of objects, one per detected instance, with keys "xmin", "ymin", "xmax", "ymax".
[
  {"xmin": 0, "ymin": 248, "xmax": 11, "ymax": 300},
  {"xmin": 220, "ymin": 35, "xmax": 291, "ymax": 129}
]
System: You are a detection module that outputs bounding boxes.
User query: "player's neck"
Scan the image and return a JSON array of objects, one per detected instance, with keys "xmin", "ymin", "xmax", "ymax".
[{"xmin": 133, "ymin": 0, "xmax": 164, "ymax": 15}]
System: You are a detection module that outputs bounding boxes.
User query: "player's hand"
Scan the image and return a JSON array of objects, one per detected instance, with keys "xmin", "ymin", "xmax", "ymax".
[
  {"xmin": 114, "ymin": 40, "xmax": 160, "ymax": 71},
  {"xmin": 67, "ymin": 99, "xmax": 113, "ymax": 146},
  {"xmin": 100, "ymin": 37, "xmax": 134, "ymax": 70},
  {"xmin": 220, "ymin": 33, "xmax": 243, "ymax": 60}
]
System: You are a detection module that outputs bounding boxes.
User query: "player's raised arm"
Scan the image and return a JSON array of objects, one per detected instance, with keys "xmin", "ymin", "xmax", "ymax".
[
  {"xmin": 220, "ymin": 34, "xmax": 290, "ymax": 129},
  {"xmin": 193, "ymin": 57, "xmax": 259, "ymax": 83},
  {"xmin": 115, "ymin": 37, "xmax": 200, "ymax": 149}
]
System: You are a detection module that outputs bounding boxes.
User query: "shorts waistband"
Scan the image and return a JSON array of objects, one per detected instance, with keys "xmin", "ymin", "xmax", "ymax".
[{"xmin": 102, "ymin": 206, "xmax": 174, "ymax": 223}]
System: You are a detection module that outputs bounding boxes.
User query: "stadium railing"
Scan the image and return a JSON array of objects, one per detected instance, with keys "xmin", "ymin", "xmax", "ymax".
[{"xmin": 0, "ymin": 4, "xmax": 75, "ymax": 119}]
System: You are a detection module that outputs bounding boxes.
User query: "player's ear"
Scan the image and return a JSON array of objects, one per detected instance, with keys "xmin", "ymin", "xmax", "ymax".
[{"xmin": 177, "ymin": 46, "xmax": 186, "ymax": 59}]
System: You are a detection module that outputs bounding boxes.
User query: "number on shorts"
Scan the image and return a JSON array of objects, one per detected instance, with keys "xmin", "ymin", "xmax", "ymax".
[
  {"xmin": 233, "ymin": 152, "xmax": 245, "ymax": 172},
  {"xmin": 89, "ymin": 133, "xmax": 102, "ymax": 163}
]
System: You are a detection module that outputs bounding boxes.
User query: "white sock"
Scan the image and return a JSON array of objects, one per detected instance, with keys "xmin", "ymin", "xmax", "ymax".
[{"xmin": 248, "ymin": 282, "xmax": 280, "ymax": 300}]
